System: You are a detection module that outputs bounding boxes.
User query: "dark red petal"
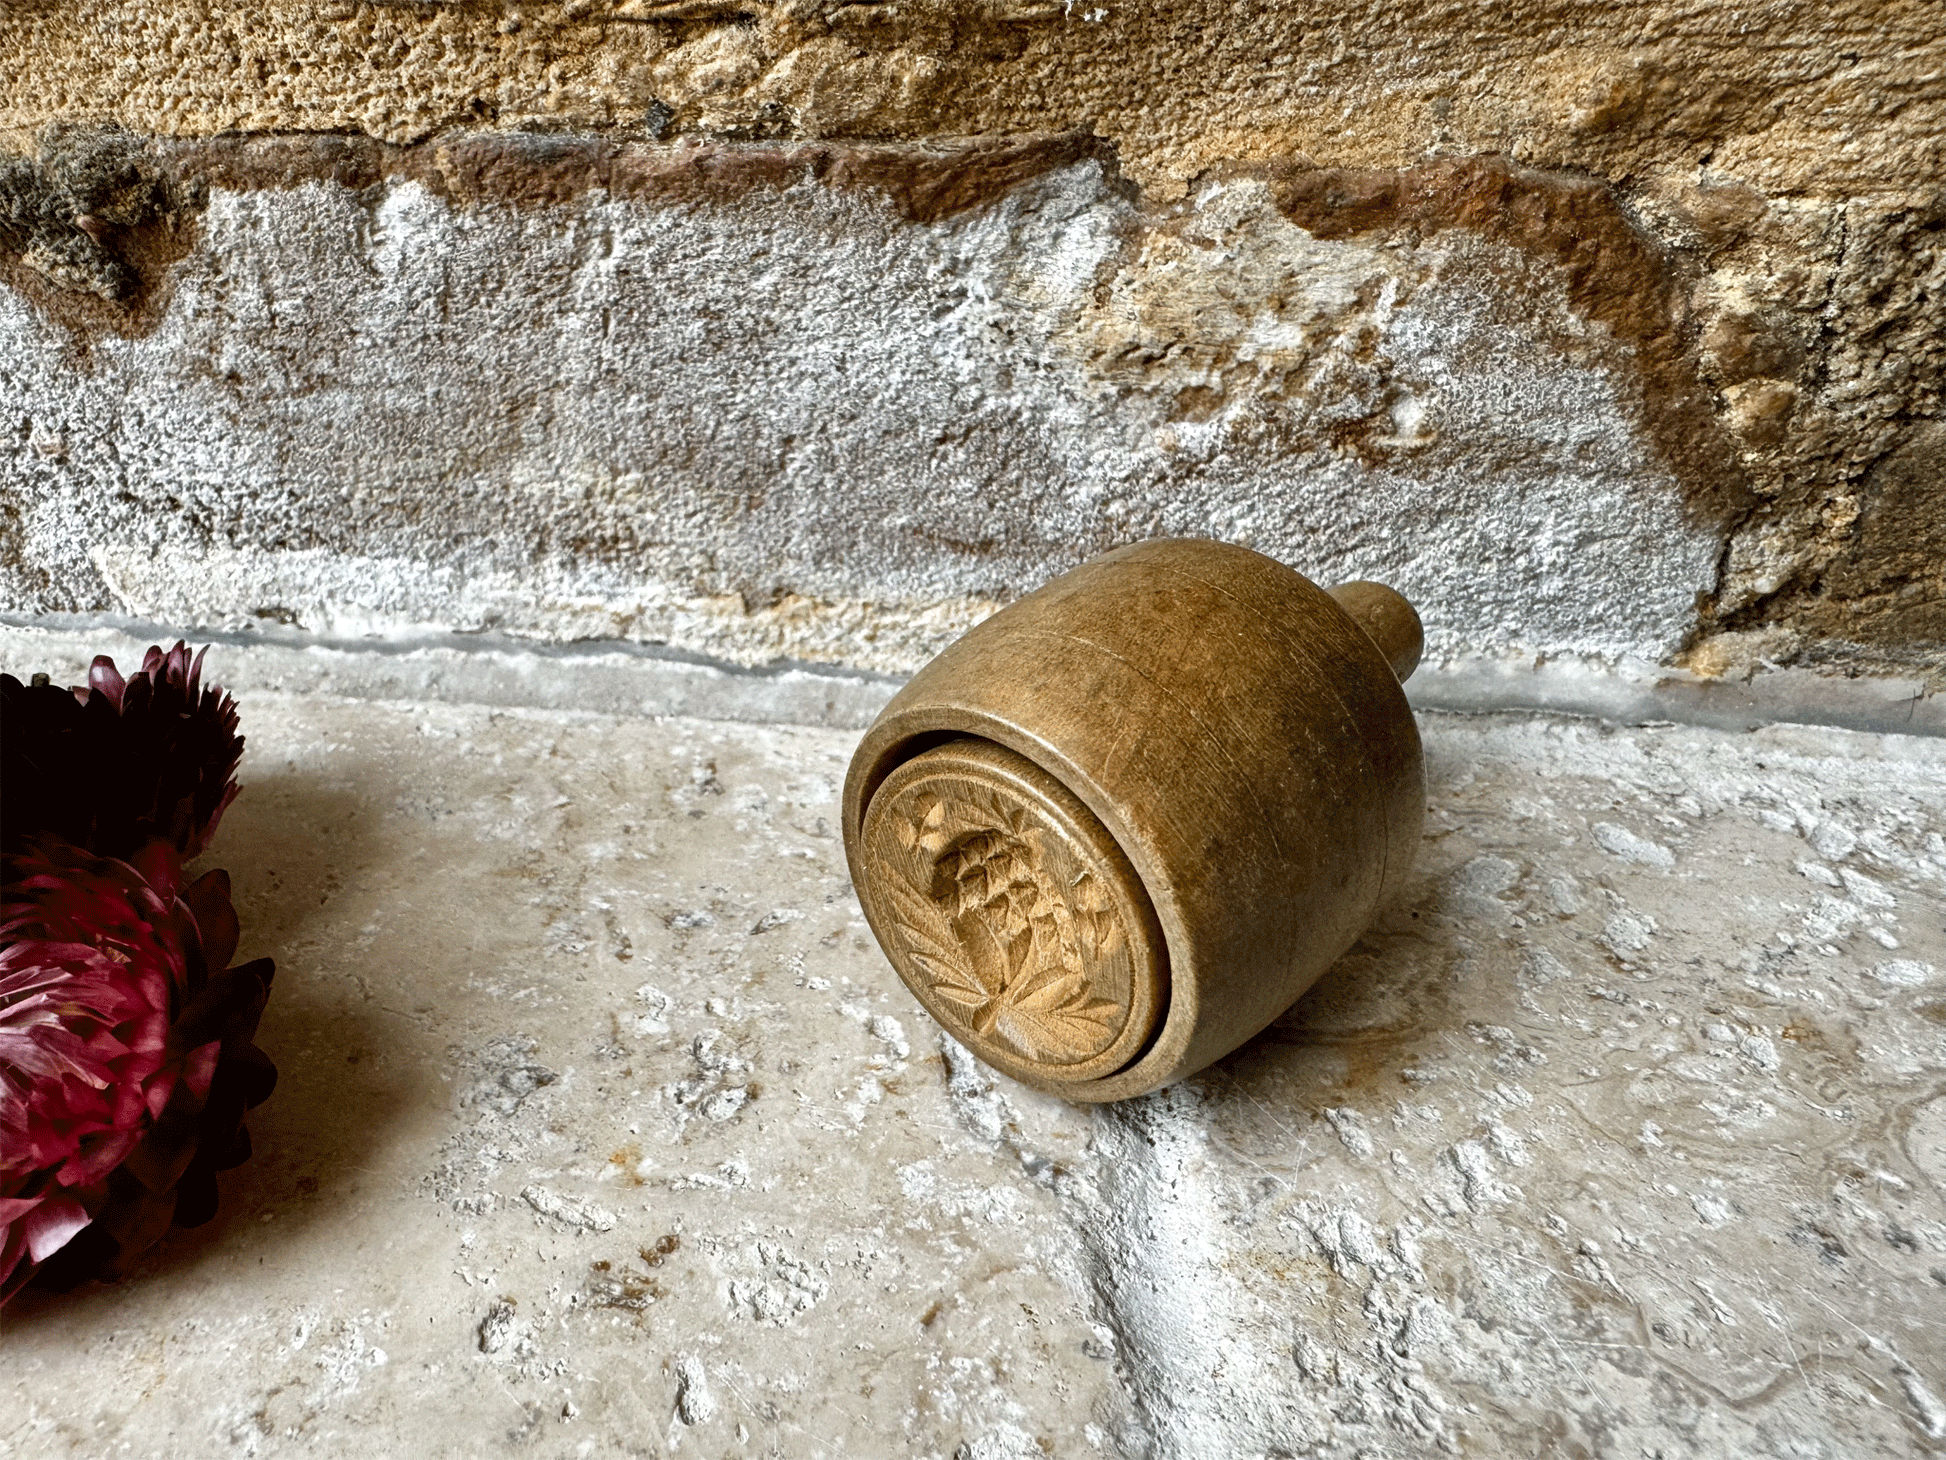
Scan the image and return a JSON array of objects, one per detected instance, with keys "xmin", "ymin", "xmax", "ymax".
[
  {"xmin": 28, "ymin": 1219, "xmax": 116, "ymax": 1292},
  {"xmin": 0, "ymin": 1223, "xmax": 36, "ymax": 1304},
  {"xmin": 123, "ymin": 840, "xmax": 185, "ymax": 905},
  {"xmin": 215, "ymin": 1123, "xmax": 252, "ymax": 1170},
  {"xmin": 169, "ymin": 964, "xmax": 271, "ymax": 1054},
  {"xmin": 87, "ymin": 656, "xmax": 126, "ymax": 709},
  {"xmin": 94, "ymin": 1178, "xmax": 175, "ymax": 1264},
  {"xmin": 171, "ymin": 1168, "xmax": 218, "ymax": 1228},
  {"xmin": 181, "ymin": 1039, "xmax": 220, "ymax": 1099},
  {"xmin": 237, "ymin": 955, "xmax": 276, "ymax": 994},
  {"xmin": 227, "ymin": 1040, "xmax": 278, "ymax": 1109},
  {"xmin": 21, "ymin": 1196, "xmax": 91, "ymax": 1262},
  {"xmin": 54, "ymin": 1124, "xmax": 141, "ymax": 1188},
  {"xmin": 182, "ymin": 869, "xmax": 239, "ymax": 973},
  {"xmin": 120, "ymin": 1098, "xmax": 205, "ymax": 1193},
  {"xmin": 119, "ymin": 670, "xmax": 152, "ymax": 720}
]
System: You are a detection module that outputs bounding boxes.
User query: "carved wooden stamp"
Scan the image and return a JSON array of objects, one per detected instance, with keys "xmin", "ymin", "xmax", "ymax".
[{"xmin": 843, "ymin": 538, "xmax": 1426, "ymax": 1101}]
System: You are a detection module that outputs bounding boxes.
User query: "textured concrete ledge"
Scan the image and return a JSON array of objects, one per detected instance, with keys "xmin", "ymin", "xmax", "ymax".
[
  {"xmin": 2, "ymin": 645, "xmax": 1944, "ymax": 1457},
  {"xmin": 5, "ymin": 618, "xmax": 1941, "ymax": 737}
]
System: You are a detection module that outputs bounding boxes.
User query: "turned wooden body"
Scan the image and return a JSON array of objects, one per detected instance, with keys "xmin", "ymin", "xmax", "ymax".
[{"xmin": 842, "ymin": 538, "xmax": 1425, "ymax": 1102}]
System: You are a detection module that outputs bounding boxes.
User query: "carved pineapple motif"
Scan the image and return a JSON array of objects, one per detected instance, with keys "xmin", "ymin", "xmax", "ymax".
[{"xmin": 877, "ymin": 783, "xmax": 1129, "ymax": 1066}]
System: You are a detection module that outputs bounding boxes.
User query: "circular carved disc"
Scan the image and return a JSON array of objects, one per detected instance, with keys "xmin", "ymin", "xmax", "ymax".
[{"xmin": 858, "ymin": 737, "xmax": 1165, "ymax": 1085}]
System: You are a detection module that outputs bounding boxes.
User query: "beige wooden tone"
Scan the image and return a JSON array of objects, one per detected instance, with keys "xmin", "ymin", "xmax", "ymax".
[
  {"xmin": 1326, "ymin": 581, "xmax": 1425, "ymax": 682},
  {"xmin": 843, "ymin": 538, "xmax": 1426, "ymax": 1102},
  {"xmin": 858, "ymin": 737, "xmax": 1166, "ymax": 1085}
]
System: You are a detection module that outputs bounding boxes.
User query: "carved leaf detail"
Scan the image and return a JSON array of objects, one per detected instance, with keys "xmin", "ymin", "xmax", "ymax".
[
  {"xmin": 886, "ymin": 884, "xmax": 986, "ymax": 997},
  {"xmin": 883, "ymin": 792, "xmax": 1128, "ymax": 1065},
  {"xmin": 990, "ymin": 961, "xmax": 1122, "ymax": 1060}
]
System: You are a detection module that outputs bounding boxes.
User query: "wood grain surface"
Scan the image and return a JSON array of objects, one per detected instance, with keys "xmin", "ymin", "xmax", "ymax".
[{"xmin": 843, "ymin": 538, "xmax": 1426, "ymax": 1101}]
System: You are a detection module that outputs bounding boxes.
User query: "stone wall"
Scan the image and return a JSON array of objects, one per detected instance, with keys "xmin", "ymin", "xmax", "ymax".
[{"xmin": 4, "ymin": 2, "xmax": 1942, "ymax": 687}]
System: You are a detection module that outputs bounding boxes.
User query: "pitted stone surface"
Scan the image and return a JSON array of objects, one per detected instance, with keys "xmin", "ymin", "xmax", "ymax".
[
  {"xmin": 5, "ymin": 1, "xmax": 1941, "ymax": 198},
  {"xmin": 3, "ymin": 643, "xmax": 1941, "ymax": 1457},
  {"xmin": 8, "ymin": 0, "xmax": 1946, "ymax": 691},
  {"xmin": 5, "ymin": 124, "xmax": 1940, "ymax": 687},
  {"xmin": 1, "ymin": 158, "xmax": 1725, "ymax": 673}
]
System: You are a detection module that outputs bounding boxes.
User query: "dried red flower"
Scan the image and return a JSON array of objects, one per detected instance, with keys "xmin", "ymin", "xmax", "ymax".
[
  {"xmin": 0, "ymin": 647, "xmax": 273, "ymax": 1303},
  {"xmin": 1, "ymin": 641, "xmax": 243, "ymax": 862}
]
